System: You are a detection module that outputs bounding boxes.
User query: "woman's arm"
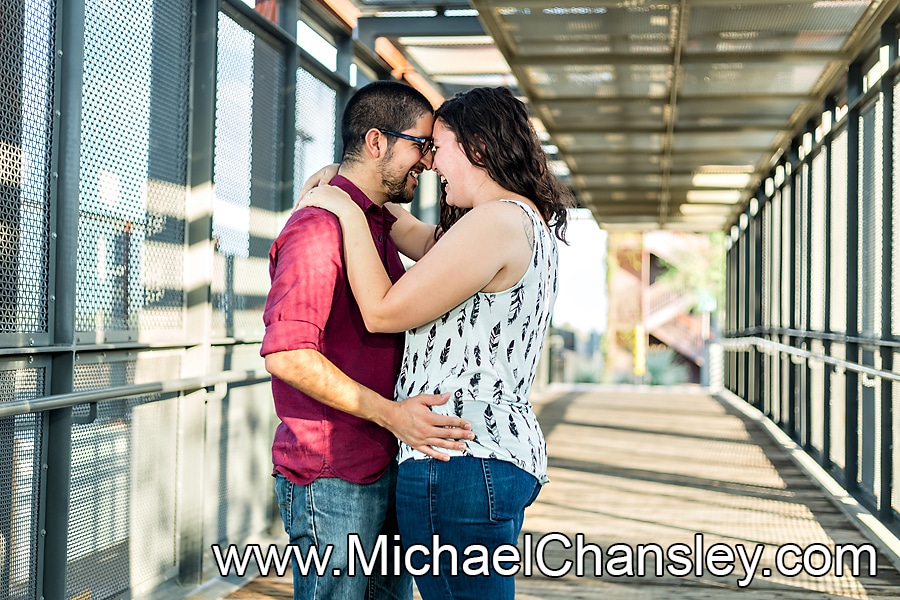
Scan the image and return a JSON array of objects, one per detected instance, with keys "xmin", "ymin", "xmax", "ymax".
[
  {"xmin": 300, "ymin": 186, "xmax": 525, "ymax": 333},
  {"xmin": 294, "ymin": 165, "xmax": 438, "ymax": 259},
  {"xmin": 384, "ymin": 203, "xmax": 438, "ymax": 261},
  {"xmin": 293, "ymin": 164, "xmax": 339, "ymax": 212}
]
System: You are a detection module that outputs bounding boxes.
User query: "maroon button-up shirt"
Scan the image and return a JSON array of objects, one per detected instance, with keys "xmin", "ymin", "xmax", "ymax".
[{"xmin": 261, "ymin": 175, "xmax": 405, "ymax": 485}]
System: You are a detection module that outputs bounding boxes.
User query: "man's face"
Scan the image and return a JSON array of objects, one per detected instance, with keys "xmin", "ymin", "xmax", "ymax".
[{"xmin": 377, "ymin": 113, "xmax": 435, "ymax": 204}]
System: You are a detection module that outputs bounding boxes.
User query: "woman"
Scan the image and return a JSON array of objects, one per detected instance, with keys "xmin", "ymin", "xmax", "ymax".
[{"xmin": 298, "ymin": 86, "xmax": 574, "ymax": 599}]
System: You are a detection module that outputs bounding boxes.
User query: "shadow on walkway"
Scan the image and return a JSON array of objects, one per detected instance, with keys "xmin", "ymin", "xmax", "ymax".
[
  {"xmin": 228, "ymin": 385, "xmax": 900, "ymax": 599},
  {"xmin": 517, "ymin": 385, "xmax": 900, "ymax": 598}
]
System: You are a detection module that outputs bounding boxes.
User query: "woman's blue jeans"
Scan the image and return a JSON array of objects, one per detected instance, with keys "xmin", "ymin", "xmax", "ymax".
[{"xmin": 396, "ymin": 456, "xmax": 541, "ymax": 600}]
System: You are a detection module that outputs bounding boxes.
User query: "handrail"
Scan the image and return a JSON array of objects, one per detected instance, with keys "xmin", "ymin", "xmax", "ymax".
[
  {"xmin": 0, "ymin": 368, "xmax": 271, "ymax": 418},
  {"xmin": 721, "ymin": 336, "xmax": 900, "ymax": 384},
  {"xmin": 726, "ymin": 327, "xmax": 900, "ymax": 349}
]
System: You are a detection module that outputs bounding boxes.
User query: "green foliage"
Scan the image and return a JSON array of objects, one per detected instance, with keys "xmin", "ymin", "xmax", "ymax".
[
  {"xmin": 575, "ymin": 366, "xmax": 601, "ymax": 383},
  {"xmin": 645, "ymin": 348, "xmax": 689, "ymax": 385},
  {"xmin": 653, "ymin": 232, "xmax": 725, "ymax": 314}
]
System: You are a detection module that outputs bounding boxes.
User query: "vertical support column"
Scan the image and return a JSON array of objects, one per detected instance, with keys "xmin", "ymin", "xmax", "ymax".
[
  {"xmin": 879, "ymin": 21, "xmax": 896, "ymax": 521},
  {"xmin": 846, "ymin": 59, "xmax": 862, "ymax": 493},
  {"xmin": 180, "ymin": 0, "xmax": 219, "ymax": 585},
  {"xmin": 333, "ymin": 31, "xmax": 354, "ymax": 161},
  {"xmin": 280, "ymin": 0, "xmax": 298, "ymax": 212},
  {"xmin": 41, "ymin": 0, "xmax": 86, "ymax": 596}
]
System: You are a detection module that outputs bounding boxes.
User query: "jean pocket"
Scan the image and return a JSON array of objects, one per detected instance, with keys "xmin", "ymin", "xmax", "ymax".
[{"xmin": 482, "ymin": 459, "xmax": 540, "ymax": 524}]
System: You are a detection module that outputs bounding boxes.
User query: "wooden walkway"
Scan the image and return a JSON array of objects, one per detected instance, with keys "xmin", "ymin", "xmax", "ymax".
[{"xmin": 226, "ymin": 385, "xmax": 900, "ymax": 599}]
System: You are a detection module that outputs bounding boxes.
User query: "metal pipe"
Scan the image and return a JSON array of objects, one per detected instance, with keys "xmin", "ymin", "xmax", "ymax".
[{"xmin": 0, "ymin": 368, "xmax": 269, "ymax": 418}]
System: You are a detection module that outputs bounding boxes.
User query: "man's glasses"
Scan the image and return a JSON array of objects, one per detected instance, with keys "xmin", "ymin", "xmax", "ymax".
[{"xmin": 377, "ymin": 129, "xmax": 434, "ymax": 156}]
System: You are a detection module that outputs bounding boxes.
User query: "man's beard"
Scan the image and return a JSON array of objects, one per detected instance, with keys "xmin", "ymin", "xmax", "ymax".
[{"xmin": 379, "ymin": 154, "xmax": 415, "ymax": 204}]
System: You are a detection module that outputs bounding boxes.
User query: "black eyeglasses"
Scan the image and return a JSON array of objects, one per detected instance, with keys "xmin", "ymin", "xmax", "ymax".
[{"xmin": 376, "ymin": 129, "xmax": 434, "ymax": 156}]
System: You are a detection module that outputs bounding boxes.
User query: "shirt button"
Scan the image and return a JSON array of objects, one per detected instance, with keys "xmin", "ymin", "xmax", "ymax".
[{"xmin": 378, "ymin": 235, "xmax": 383, "ymax": 242}]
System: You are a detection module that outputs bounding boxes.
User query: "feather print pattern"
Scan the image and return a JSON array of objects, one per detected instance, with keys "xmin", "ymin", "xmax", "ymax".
[
  {"xmin": 394, "ymin": 200, "xmax": 558, "ymax": 486},
  {"xmin": 439, "ymin": 339, "xmax": 451, "ymax": 366},
  {"xmin": 422, "ymin": 324, "xmax": 437, "ymax": 369},
  {"xmin": 488, "ymin": 322, "xmax": 501, "ymax": 365}
]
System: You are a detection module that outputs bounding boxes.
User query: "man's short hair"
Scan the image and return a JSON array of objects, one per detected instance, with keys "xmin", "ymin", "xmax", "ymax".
[{"xmin": 340, "ymin": 81, "xmax": 433, "ymax": 163}]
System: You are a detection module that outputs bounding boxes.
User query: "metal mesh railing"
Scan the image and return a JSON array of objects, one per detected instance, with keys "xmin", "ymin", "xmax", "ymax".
[
  {"xmin": 212, "ymin": 11, "xmax": 284, "ymax": 341},
  {"xmin": 0, "ymin": 0, "xmax": 55, "ymax": 338},
  {"xmin": 0, "ymin": 0, "xmax": 341, "ymax": 596},
  {"xmin": 65, "ymin": 393, "xmax": 178, "ymax": 600},
  {"xmin": 725, "ymin": 58, "xmax": 900, "ymax": 523},
  {"xmin": 76, "ymin": 0, "xmax": 191, "ymax": 341},
  {"xmin": 0, "ymin": 367, "xmax": 45, "ymax": 600},
  {"xmin": 858, "ymin": 98, "xmax": 883, "ymax": 338},
  {"xmin": 294, "ymin": 67, "xmax": 337, "ymax": 198},
  {"xmin": 830, "ymin": 128, "xmax": 849, "ymax": 333},
  {"xmin": 810, "ymin": 149, "xmax": 826, "ymax": 331}
]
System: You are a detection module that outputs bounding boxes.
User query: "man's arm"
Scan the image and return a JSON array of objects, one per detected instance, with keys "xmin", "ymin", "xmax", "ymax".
[{"xmin": 265, "ymin": 349, "xmax": 472, "ymax": 460}]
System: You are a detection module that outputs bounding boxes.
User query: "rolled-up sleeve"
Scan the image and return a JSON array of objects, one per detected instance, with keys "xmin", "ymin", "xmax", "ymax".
[{"xmin": 261, "ymin": 209, "xmax": 343, "ymax": 356}]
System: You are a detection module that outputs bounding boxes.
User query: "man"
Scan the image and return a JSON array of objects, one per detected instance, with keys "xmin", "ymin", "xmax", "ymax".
[{"xmin": 261, "ymin": 81, "xmax": 472, "ymax": 600}]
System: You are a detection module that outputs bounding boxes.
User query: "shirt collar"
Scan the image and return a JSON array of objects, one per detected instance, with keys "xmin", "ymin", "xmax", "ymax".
[{"xmin": 329, "ymin": 174, "xmax": 398, "ymax": 225}]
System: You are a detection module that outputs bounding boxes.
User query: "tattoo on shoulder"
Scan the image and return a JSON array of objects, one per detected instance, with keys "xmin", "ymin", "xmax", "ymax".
[{"xmin": 522, "ymin": 212, "xmax": 534, "ymax": 251}]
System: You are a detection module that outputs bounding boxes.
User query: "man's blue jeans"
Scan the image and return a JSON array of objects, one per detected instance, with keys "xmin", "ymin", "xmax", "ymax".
[
  {"xmin": 396, "ymin": 456, "xmax": 541, "ymax": 600},
  {"xmin": 274, "ymin": 462, "xmax": 412, "ymax": 600}
]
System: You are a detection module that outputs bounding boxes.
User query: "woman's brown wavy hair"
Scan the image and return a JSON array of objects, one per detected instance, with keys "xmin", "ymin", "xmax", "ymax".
[{"xmin": 433, "ymin": 86, "xmax": 575, "ymax": 242}]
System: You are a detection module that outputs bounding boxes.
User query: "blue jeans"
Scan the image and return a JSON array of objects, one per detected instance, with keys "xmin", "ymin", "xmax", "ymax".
[
  {"xmin": 396, "ymin": 457, "xmax": 541, "ymax": 600},
  {"xmin": 274, "ymin": 462, "xmax": 412, "ymax": 600}
]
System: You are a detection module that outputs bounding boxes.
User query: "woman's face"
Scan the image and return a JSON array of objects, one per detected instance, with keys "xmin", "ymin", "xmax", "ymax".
[{"xmin": 430, "ymin": 119, "xmax": 472, "ymax": 208}]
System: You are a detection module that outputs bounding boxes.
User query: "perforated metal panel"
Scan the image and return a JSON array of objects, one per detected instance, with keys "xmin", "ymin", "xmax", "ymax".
[
  {"xmin": 76, "ymin": 0, "xmax": 191, "ymax": 339},
  {"xmin": 761, "ymin": 201, "xmax": 770, "ymax": 327},
  {"xmin": 686, "ymin": 3, "xmax": 868, "ymax": 53},
  {"xmin": 681, "ymin": 62, "xmax": 827, "ymax": 97},
  {"xmin": 294, "ymin": 68, "xmax": 337, "ymax": 198},
  {"xmin": 857, "ymin": 349, "xmax": 882, "ymax": 498},
  {"xmin": 894, "ymin": 355, "xmax": 900, "ymax": 513},
  {"xmin": 796, "ymin": 167, "xmax": 808, "ymax": 329},
  {"xmin": 65, "ymin": 392, "xmax": 178, "ymax": 600},
  {"xmin": 770, "ymin": 192, "xmax": 781, "ymax": 329},
  {"xmin": 809, "ymin": 339, "xmax": 825, "ymax": 454},
  {"xmin": 0, "ymin": 367, "xmax": 45, "ymax": 600},
  {"xmin": 810, "ymin": 150, "xmax": 826, "ymax": 331},
  {"xmin": 830, "ymin": 343, "xmax": 846, "ymax": 469},
  {"xmin": 212, "ymin": 12, "xmax": 284, "ymax": 340},
  {"xmin": 524, "ymin": 64, "xmax": 671, "ymax": 99},
  {"xmin": 830, "ymin": 128, "xmax": 848, "ymax": 333},
  {"xmin": 491, "ymin": 4, "xmax": 673, "ymax": 55},
  {"xmin": 0, "ymin": 0, "xmax": 55, "ymax": 337},
  {"xmin": 73, "ymin": 350, "xmax": 183, "ymax": 391},
  {"xmin": 770, "ymin": 352, "xmax": 781, "ymax": 423},
  {"xmin": 781, "ymin": 187, "xmax": 792, "ymax": 329},
  {"xmin": 893, "ymin": 80, "xmax": 900, "ymax": 337},
  {"xmin": 858, "ymin": 99, "xmax": 883, "ymax": 338}
]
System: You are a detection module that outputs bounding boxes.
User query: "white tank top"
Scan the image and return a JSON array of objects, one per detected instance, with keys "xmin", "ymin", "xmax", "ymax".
[{"xmin": 395, "ymin": 199, "xmax": 559, "ymax": 484}]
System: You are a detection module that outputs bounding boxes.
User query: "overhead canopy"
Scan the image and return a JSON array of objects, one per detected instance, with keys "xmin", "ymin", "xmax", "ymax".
[{"xmin": 345, "ymin": 0, "xmax": 898, "ymax": 231}]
